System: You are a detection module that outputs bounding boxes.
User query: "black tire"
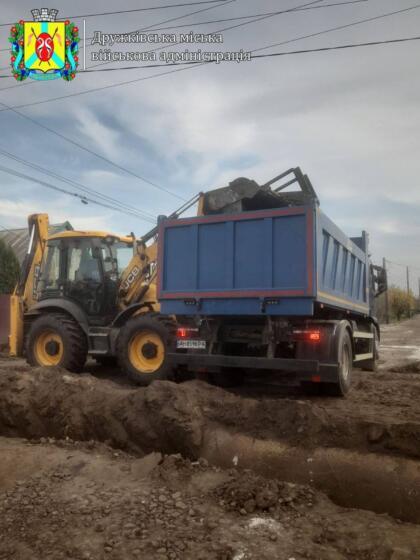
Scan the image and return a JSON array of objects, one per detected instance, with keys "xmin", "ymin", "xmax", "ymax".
[
  {"xmin": 117, "ymin": 314, "xmax": 175, "ymax": 386},
  {"xmin": 211, "ymin": 368, "xmax": 244, "ymax": 388},
  {"xmin": 326, "ymin": 329, "xmax": 353, "ymax": 397},
  {"xmin": 26, "ymin": 313, "xmax": 87, "ymax": 372}
]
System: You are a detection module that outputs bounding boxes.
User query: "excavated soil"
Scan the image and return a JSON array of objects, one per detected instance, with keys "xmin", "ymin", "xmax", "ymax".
[
  {"xmin": 1, "ymin": 314, "xmax": 420, "ymax": 557},
  {"xmin": 1, "ymin": 437, "xmax": 420, "ymax": 560}
]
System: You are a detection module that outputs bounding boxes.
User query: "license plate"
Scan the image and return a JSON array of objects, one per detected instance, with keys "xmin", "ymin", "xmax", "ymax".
[{"xmin": 177, "ymin": 339, "xmax": 206, "ymax": 349}]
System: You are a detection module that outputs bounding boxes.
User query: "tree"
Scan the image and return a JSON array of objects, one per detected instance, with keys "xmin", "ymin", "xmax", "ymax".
[
  {"xmin": 376, "ymin": 286, "xmax": 417, "ymax": 322},
  {"xmin": 0, "ymin": 239, "xmax": 20, "ymax": 294}
]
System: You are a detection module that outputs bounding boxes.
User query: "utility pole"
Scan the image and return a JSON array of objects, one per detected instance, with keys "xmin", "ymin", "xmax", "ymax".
[
  {"xmin": 406, "ymin": 265, "xmax": 410, "ymax": 295},
  {"xmin": 406, "ymin": 266, "xmax": 411, "ymax": 317},
  {"xmin": 383, "ymin": 257, "xmax": 389, "ymax": 324},
  {"xmin": 418, "ymin": 278, "xmax": 420, "ymax": 313}
]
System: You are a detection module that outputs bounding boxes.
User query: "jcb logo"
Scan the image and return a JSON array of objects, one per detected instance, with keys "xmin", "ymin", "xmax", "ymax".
[{"xmin": 122, "ymin": 266, "xmax": 140, "ymax": 291}]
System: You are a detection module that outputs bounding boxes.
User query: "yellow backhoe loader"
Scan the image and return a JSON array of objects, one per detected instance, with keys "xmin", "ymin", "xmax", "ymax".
[{"xmin": 9, "ymin": 194, "xmax": 201, "ymax": 385}]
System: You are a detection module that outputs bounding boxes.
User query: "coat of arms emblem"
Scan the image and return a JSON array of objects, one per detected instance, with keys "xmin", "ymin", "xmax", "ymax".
[{"xmin": 9, "ymin": 9, "xmax": 79, "ymax": 81}]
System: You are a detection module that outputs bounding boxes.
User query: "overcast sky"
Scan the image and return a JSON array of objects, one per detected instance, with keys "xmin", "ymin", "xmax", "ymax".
[{"xmin": 0, "ymin": 0, "xmax": 419, "ymax": 289}]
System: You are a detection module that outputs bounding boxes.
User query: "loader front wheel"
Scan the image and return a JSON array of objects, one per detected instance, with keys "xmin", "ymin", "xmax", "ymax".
[
  {"xmin": 117, "ymin": 314, "xmax": 174, "ymax": 385},
  {"xmin": 26, "ymin": 313, "xmax": 87, "ymax": 372}
]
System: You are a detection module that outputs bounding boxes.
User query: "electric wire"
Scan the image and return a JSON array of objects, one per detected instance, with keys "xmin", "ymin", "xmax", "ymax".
[
  {"xmin": 0, "ymin": 1, "xmax": 415, "ymax": 216},
  {"xmin": 0, "ymin": 0, "xmax": 241, "ymax": 203},
  {"xmin": 124, "ymin": 0, "xmax": 370, "ymax": 33},
  {"xmin": 0, "ymin": 164, "xmax": 157, "ymax": 223},
  {"xmin": 0, "ymin": 147, "xmax": 157, "ymax": 221},
  {"xmin": 64, "ymin": 0, "xmax": 368, "ymax": 52},
  {"xmin": 1, "ymin": 2, "xmax": 418, "ymax": 105},
  {"xmin": 5, "ymin": 34, "xmax": 414, "ymax": 75},
  {"xmin": 0, "ymin": 0, "xmax": 236, "ymax": 54},
  {"xmin": 94, "ymin": 0, "xmax": 325, "ymax": 68},
  {"xmin": 0, "ymin": 222, "xmax": 14, "ymax": 232},
  {"xmin": 252, "ymin": 1, "xmax": 420, "ymax": 53},
  {"xmin": 386, "ymin": 259, "xmax": 420, "ymax": 273},
  {"xmin": 0, "ymin": 0, "xmax": 233, "ymax": 28}
]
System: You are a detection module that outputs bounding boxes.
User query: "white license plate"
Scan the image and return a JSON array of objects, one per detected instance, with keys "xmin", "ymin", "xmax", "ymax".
[{"xmin": 177, "ymin": 339, "xmax": 206, "ymax": 349}]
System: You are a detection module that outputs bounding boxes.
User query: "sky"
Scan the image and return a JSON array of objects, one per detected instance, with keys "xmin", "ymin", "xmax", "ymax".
[{"xmin": 0, "ymin": 0, "xmax": 419, "ymax": 290}]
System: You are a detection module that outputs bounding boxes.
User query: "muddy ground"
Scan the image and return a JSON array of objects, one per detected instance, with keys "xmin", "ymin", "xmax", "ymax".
[{"xmin": 1, "ymin": 315, "xmax": 420, "ymax": 559}]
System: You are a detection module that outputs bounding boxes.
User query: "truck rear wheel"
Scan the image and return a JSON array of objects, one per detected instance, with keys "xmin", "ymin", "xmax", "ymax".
[
  {"xmin": 361, "ymin": 325, "xmax": 379, "ymax": 372},
  {"xmin": 26, "ymin": 313, "xmax": 87, "ymax": 372},
  {"xmin": 117, "ymin": 314, "xmax": 175, "ymax": 386},
  {"xmin": 326, "ymin": 329, "xmax": 353, "ymax": 397}
]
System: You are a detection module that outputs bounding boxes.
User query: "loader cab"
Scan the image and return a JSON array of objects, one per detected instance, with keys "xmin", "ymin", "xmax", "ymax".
[{"xmin": 38, "ymin": 232, "xmax": 133, "ymax": 324}]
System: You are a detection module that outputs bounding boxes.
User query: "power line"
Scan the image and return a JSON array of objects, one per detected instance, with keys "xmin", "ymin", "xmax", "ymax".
[
  {"xmin": 0, "ymin": 0, "xmax": 232, "ymax": 28},
  {"xmin": 0, "ymin": 222, "xmax": 14, "ymax": 233},
  {"xmin": 0, "ymin": 98, "xmax": 186, "ymax": 201},
  {"xmin": 0, "ymin": 147, "xmax": 157, "ymax": 221},
  {"xmin": 0, "ymin": 0, "xmax": 324, "ymax": 92},
  {"xmin": 121, "ymin": 0, "xmax": 325, "ymax": 62},
  {"xmin": 0, "ymin": 1, "xmax": 237, "ymax": 206},
  {"xmin": 46, "ymin": 0, "xmax": 320, "ymax": 76},
  {"xmin": 0, "ymin": 1, "xmax": 413, "ymax": 220},
  {"xmin": 0, "ymin": 0, "xmax": 234, "ymax": 77},
  {"xmin": 251, "ymin": 34, "xmax": 420, "ymax": 57},
  {"xmin": 0, "ymin": 0, "xmax": 235, "ymax": 53},
  {"xmin": 56, "ymin": 0, "xmax": 369, "ymax": 52},
  {"xmin": 0, "ymin": 0, "xmax": 235, "ymax": 82},
  {"xmin": 120, "ymin": 0, "xmax": 370, "ymax": 32},
  {"xmin": 0, "ymin": 163, "xmax": 156, "ymax": 224},
  {"xmin": 1, "ymin": 1, "xmax": 416, "ymax": 108},
  {"xmin": 252, "ymin": 1, "xmax": 420, "ymax": 53},
  {"xmin": 386, "ymin": 259, "xmax": 420, "ymax": 273},
  {"xmin": 3, "ymin": 34, "xmax": 413, "ymax": 76}
]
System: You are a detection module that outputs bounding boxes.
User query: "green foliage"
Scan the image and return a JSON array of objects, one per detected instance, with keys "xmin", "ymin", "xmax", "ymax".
[
  {"xmin": 0, "ymin": 239, "xmax": 20, "ymax": 294},
  {"xmin": 376, "ymin": 286, "xmax": 417, "ymax": 323}
]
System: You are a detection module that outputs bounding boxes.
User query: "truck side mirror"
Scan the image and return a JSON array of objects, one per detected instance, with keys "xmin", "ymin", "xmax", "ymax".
[{"xmin": 371, "ymin": 265, "xmax": 387, "ymax": 297}]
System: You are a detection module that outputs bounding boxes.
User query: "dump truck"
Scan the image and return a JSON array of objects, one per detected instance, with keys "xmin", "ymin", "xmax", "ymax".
[
  {"xmin": 158, "ymin": 168, "xmax": 387, "ymax": 396},
  {"xmin": 10, "ymin": 166, "xmax": 386, "ymax": 394}
]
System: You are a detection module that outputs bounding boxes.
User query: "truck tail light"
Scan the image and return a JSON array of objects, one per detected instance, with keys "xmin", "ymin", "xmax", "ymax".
[
  {"xmin": 176, "ymin": 327, "xmax": 199, "ymax": 339},
  {"xmin": 292, "ymin": 330, "xmax": 321, "ymax": 342}
]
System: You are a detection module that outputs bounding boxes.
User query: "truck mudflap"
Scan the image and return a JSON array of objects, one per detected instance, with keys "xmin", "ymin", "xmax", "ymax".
[{"xmin": 167, "ymin": 353, "xmax": 339, "ymax": 383}]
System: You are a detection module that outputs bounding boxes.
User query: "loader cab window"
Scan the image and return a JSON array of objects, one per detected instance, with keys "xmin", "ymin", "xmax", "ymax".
[
  {"xmin": 68, "ymin": 242, "xmax": 101, "ymax": 283},
  {"xmin": 65, "ymin": 238, "xmax": 104, "ymax": 317},
  {"xmin": 40, "ymin": 241, "xmax": 61, "ymax": 293},
  {"xmin": 114, "ymin": 242, "xmax": 133, "ymax": 274}
]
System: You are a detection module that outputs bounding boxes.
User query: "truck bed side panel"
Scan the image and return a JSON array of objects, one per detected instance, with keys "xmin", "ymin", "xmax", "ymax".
[{"xmin": 316, "ymin": 210, "xmax": 369, "ymax": 315}]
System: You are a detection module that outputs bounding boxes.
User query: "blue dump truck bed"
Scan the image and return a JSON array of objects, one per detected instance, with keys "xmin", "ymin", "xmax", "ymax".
[{"xmin": 157, "ymin": 204, "xmax": 370, "ymax": 317}]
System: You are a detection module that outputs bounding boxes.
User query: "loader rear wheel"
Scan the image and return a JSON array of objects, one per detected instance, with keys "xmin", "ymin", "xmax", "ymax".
[
  {"xmin": 117, "ymin": 314, "xmax": 175, "ymax": 386},
  {"xmin": 26, "ymin": 313, "xmax": 87, "ymax": 372}
]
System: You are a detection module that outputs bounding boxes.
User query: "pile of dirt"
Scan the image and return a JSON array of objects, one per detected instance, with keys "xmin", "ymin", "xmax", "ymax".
[
  {"xmin": 1, "ymin": 364, "xmax": 420, "ymax": 465},
  {"xmin": 1, "ymin": 437, "xmax": 419, "ymax": 560},
  {"xmin": 215, "ymin": 470, "xmax": 316, "ymax": 516},
  {"xmin": 389, "ymin": 361, "xmax": 420, "ymax": 373}
]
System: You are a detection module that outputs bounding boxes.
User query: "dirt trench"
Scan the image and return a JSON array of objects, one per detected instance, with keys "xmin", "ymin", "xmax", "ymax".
[
  {"xmin": 3, "ymin": 437, "xmax": 420, "ymax": 560},
  {"xmin": 1, "ymin": 315, "xmax": 420, "ymax": 558},
  {"xmin": 0, "ymin": 362, "xmax": 420, "ymax": 525}
]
